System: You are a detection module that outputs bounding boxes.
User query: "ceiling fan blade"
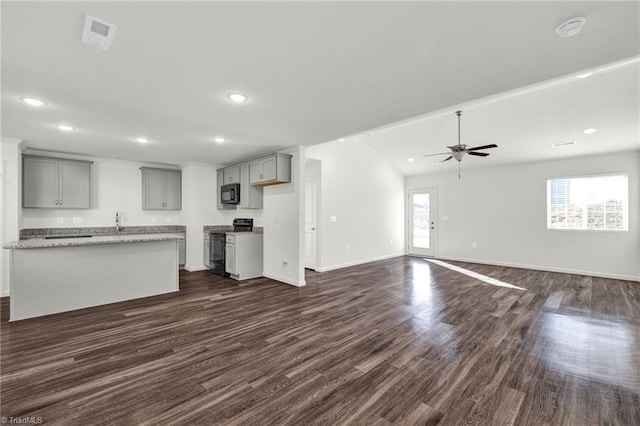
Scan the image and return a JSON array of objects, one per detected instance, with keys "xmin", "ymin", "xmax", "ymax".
[
  {"xmin": 422, "ymin": 152, "xmax": 451, "ymax": 157},
  {"xmin": 437, "ymin": 155, "xmax": 453, "ymax": 163},
  {"xmin": 467, "ymin": 144, "xmax": 498, "ymax": 151},
  {"xmin": 468, "ymin": 151, "xmax": 490, "ymax": 157}
]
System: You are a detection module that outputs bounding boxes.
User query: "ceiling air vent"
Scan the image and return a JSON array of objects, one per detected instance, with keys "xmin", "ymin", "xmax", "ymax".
[
  {"xmin": 552, "ymin": 141, "xmax": 577, "ymax": 148},
  {"xmin": 81, "ymin": 15, "xmax": 117, "ymax": 50}
]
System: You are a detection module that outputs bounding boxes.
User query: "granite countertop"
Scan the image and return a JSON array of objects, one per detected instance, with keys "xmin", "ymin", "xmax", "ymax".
[
  {"xmin": 203, "ymin": 225, "xmax": 263, "ymax": 234},
  {"xmin": 5, "ymin": 233, "xmax": 185, "ymax": 249},
  {"xmin": 20, "ymin": 225, "xmax": 186, "ymax": 239}
]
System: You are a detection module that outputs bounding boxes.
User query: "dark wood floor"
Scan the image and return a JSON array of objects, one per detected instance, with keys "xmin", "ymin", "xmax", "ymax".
[{"xmin": 1, "ymin": 256, "xmax": 639, "ymax": 425}]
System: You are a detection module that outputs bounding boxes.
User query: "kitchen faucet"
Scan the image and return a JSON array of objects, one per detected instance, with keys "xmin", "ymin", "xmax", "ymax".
[{"xmin": 115, "ymin": 212, "xmax": 122, "ymax": 232}]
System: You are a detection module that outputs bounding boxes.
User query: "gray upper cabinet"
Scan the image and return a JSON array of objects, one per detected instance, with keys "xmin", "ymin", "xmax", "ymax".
[
  {"xmin": 23, "ymin": 155, "xmax": 92, "ymax": 209},
  {"xmin": 250, "ymin": 153, "xmax": 291, "ymax": 186},
  {"xmin": 239, "ymin": 163, "xmax": 263, "ymax": 209},
  {"xmin": 141, "ymin": 168, "xmax": 182, "ymax": 210},
  {"xmin": 216, "ymin": 170, "xmax": 224, "ymax": 210},
  {"xmin": 216, "ymin": 152, "xmax": 292, "ymax": 210},
  {"xmin": 223, "ymin": 166, "xmax": 240, "ymax": 184}
]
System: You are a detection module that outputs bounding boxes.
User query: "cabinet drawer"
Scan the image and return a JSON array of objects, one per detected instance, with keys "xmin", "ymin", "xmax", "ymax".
[{"xmin": 226, "ymin": 235, "xmax": 235, "ymax": 243}]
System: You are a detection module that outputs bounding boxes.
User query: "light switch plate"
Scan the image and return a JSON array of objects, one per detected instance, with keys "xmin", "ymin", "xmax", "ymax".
[
  {"xmin": 57, "ymin": 217, "xmax": 64, "ymax": 224},
  {"xmin": 330, "ymin": 215, "xmax": 337, "ymax": 222},
  {"xmin": 73, "ymin": 217, "xmax": 82, "ymax": 224}
]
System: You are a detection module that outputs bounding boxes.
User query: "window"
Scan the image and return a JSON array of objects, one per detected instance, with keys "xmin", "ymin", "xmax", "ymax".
[{"xmin": 547, "ymin": 174, "xmax": 628, "ymax": 231}]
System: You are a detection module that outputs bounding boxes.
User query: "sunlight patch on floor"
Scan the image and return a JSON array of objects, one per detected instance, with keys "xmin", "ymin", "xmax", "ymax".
[{"xmin": 425, "ymin": 259, "xmax": 527, "ymax": 291}]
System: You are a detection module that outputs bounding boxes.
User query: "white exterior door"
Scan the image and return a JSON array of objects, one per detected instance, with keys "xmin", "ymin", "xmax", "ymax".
[
  {"xmin": 408, "ymin": 188, "xmax": 436, "ymax": 257},
  {"xmin": 304, "ymin": 178, "xmax": 318, "ymax": 270}
]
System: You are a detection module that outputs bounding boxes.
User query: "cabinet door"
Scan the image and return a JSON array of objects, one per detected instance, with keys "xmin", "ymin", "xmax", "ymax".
[
  {"xmin": 239, "ymin": 164, "xmax": 250, "ymax": 208},
  {"xmin": 216, "ymin": 170, "xmax": 224, "ymax": 210},
  {"xmin": 249, "ymin": 160, "xmax": 264, "ymax": 184},
  {"xmin": 262, "ymin": 156, "xmax": 277, "ymax": 181},
  {"xmin": 178, "ymin": 238, "xmax": 186, "ymax": 266},
  {"xmin": 142, "ymin": 169, "xmax": 166, "ymax": 209},
  {"xmin": 164, "ymin": 172, "xmax": 182, "ymax": 210},
  {"xmin": 58, "ymin": 161, "xmax": 90, "ymax": 208},
  {"xmin": 225, "ymin": 243, "xmax": 235, "ymax": 274},
  {"xmin": 23, "ymin": 157, "xmax": 58, "ymax": 208},
  {"xmin": 224, "ymin": 166, "xmax": 240, "ymax": 184},
  {"xmin": 204, "ymin": 234, "xmax": 211, "ymax": 267}
]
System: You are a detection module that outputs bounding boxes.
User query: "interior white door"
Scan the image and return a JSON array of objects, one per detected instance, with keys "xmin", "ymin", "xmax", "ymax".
[
  {"xmin": 304, "ymin": 178, "xmax": 318, "ymax": 270},
  {"xmin": 408, "ymin": 188, "xmax": 436, "ymax": 257}
]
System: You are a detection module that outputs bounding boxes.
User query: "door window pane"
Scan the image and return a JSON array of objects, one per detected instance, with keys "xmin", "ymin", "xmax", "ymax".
[{"xmin": 412, "ymin": 193, "xmax": 430, "ymax": 248}]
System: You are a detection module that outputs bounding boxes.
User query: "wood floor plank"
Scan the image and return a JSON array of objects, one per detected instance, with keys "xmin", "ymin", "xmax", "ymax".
[{"xmin": 1, "ymin": 257, "xmax": 639, "ymax": 424}]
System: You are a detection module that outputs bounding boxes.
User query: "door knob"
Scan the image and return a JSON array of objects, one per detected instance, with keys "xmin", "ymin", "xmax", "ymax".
[{"xmin": 311, "ymin": 227, "xmax": 316, "ymax": 231}]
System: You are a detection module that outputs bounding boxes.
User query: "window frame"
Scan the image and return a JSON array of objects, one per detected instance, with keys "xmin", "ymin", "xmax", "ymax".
[{"xmin": 546, "ymin": 172, "xmax": 629, "ymax": 232}]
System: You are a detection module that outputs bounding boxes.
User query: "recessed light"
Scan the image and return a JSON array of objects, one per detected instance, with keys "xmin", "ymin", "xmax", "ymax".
[
  {"xmin": 213, "ymin": 137, "xmax": 225, "ymax": 143},
  {"xmin": 56, "ymin": 124, "xmax": 74, "ymax": 131},
  {"xmin": 227, "ymin": 93, "xmax": 248, "ymax": 103},
  {"xmin": 583, "ymin": 127, "xmax": 597, "ymax": 134},
  {"xmin": 135, "ymin": 137, "xmax": 150, "ymax": 143},
  {"xmin": 20, "ymin": 97, "xmax": 46, "ymax": 106},
  {"xmin": 338, "ymin": 138, "xmax": 345, "ymax": 142},
  {"xmin": 552, "ymin": 141, "xmax": 576, "ymax": 148},
  {"xmin": 576, "ymin": 72, "xmax": 593, "ymax": 79},
  {"xmin": 407, "ymin": 158, "xmax": 414, "ymax": 162}
]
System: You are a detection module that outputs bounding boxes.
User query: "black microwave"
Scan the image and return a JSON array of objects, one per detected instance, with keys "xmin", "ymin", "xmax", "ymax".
[{"xmin": 221, "ymin": 183, "xmax": 240, "ymax": 204}]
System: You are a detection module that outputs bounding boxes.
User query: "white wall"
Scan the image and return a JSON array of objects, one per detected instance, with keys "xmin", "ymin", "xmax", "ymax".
[
  {"xmin": 262, "ymin": 146, "xmax": 306, "ymax": 286},
  {"xmin": 407, "ymin": 150, "xmax": 640, "ymax": 281},
  {"xmin": 306, "ymin": 138, "xmax": 405, "ymax": 271},
  {"xmin": 1, "ymin": 138, "xmax": 23, "ymax": 296}
]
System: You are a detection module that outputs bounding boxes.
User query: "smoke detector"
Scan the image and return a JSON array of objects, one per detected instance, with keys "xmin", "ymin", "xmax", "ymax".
[
  {"xmin": 556, "ymin": 17, "xmax": 586, "ymax": 37},
  {"xmin": 82, "ymin": 15, "xmax": 117, "ymax": 50}
]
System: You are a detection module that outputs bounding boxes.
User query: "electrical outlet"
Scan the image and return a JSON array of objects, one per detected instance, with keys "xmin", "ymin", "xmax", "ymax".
[
  {"xmin": 472, "ymin": 242, "xmax": 478, "ymax": 249},
  {"xmin": 57, "ymin": 217, "xmax": 64, "ymax": 224},
  {"xmin": 390, "ymin": 239, "xmax": 393, "ymax": 246},
  {"xmin": 330, "ymin": 215, "xmax": 337, "ymax": 223},
  {"xmin": 282, "ymin": 261, "xmax": 288, "ymax": 269},
  {"xmin": 165, "ymin": 217, "xmax": 170, "ymax": 222},
  {"xmin": 73, "ymin": 217, "xmax": 82, "ymax": 224},
  {"xmin": 347, "ymin": 243, "xmax": 351, "ymax": 252},
  {"xmin": 151, "ymin": 217, "xmax": 157, "ymax": 223}
]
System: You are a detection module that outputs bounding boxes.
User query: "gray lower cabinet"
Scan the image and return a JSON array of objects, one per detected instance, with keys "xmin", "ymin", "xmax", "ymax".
[
  {"xmin": 141, "ymin": 168, "xmax": 182, "ymax": 210},
  {"xmin": 23, "ymin": 155, "xmax": 92, "ymax": 208},
  {"xmin": 203, "ymin": 232, "xmax": 211, "ymax": 268},
  {"xmin": 177, "ymin": 232, "xmax": 186, "ymax": 268},
  {"xmin": 225, "ymin": 233, "xmax": 263, "ymax": 280}
]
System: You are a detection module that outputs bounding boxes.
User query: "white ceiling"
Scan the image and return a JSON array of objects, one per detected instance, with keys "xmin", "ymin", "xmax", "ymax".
[
  {"xmin": 2, "ymin": 1, "xmax": 639, "ymax": 169},
  {"xmin": 365, "ymin": 59, "xmax": 640, "ymax": 176}
]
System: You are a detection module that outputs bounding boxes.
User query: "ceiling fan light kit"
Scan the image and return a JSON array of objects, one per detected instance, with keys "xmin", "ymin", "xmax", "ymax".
[{"xmin": 422, "ymin": 110, "xmax": 498, "ymax": 179}]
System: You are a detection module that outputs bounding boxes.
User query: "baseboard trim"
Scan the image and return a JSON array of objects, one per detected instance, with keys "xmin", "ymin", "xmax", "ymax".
[
  {"xmin": 263, "ymin": 272, "xmax": 306, "ymax": 287},
  {"xmin": 432, "ymin": 255, "xmax": 639, "ymax": 283},
  {"xmin": 316, "ymin": 253, "xmax": 405, "ymax": 273},
  {"xmin": 184, "ymin": 265, "xmax": 208, "ymax": 272}
]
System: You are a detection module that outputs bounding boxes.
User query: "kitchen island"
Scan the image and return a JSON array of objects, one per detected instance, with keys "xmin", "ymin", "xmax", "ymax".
[{"xmin": 4, "ymin": 233, "xmax": 183, "ymax": 321}]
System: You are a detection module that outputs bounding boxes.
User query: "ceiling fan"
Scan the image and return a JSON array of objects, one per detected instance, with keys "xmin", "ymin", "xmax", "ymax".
[{"xmin": 423, "ymin": 110, "xmax": 498, "ymax": 178}]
